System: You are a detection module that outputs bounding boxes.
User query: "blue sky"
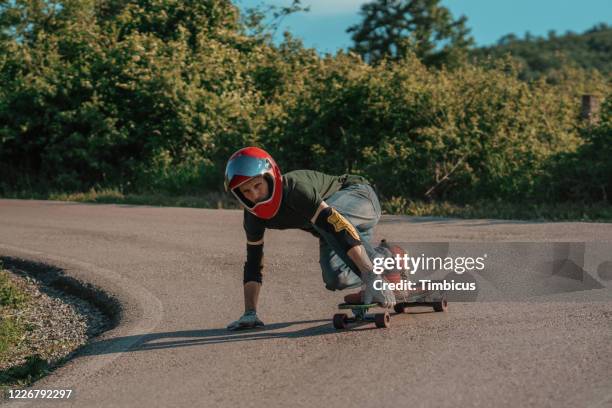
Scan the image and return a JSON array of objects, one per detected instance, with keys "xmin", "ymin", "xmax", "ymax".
[{"xmin": 239, "ymin": 0, "xmax": 612, "ymax": 53}]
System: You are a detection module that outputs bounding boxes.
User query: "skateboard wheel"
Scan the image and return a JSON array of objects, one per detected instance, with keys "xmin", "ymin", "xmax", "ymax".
[
  {"xmin": 333, "ymin": 313, "xmax": 349, "ymax": 329},
  {"xmin": 374, "ymin": 312, "xmax": 390, "ymax": 328},
  {"xmin": 393, "ymin": 303, "xmax": 406, "ymax": 314},
  {"xmin": 433, "ymin": 297, "xmax": 448, "ymax": 312}
]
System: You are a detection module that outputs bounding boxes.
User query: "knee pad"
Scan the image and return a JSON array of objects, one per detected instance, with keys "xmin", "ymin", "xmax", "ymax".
[{"xmin": 332, "ymin": 270, "xmax": 362, "ymax": 291}]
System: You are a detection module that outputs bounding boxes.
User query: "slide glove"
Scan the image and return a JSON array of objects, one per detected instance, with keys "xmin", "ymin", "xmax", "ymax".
[{"xmin": 226, "ymin": 310, "xmax": 264, "ymax": 331}]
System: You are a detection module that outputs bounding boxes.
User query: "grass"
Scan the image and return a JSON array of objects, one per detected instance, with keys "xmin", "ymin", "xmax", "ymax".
[
  {"xmin": 382, "ymin": 196, "xmax": 612, "ymax": 222},
  {"xmin": 48, "ymin": 188, "xmax": 239, "ymax": 209},
  {"xmin": 2, "ymin": 188, "xmax": 611, "ymax": 221},
  {"xmin": 0, "ymin": 269, "xmax": 30, "ymax": 385},
  {"xmin": 0, "ymin": 269, "xmax": 54, "ymax": 389},
  {"xmin": 0, "ymin": 318, "xmax": 24, "ymax": 362},
  {"xmin": 0, "ymin": 271, "xmax": 29, "ymax": 308},
  {"xmin": 0, "ymin": 269, "xmax": 83, "ymax": 389}
]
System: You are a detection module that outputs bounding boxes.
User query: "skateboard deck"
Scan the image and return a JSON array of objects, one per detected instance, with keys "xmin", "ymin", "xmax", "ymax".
[{"xmin": 333, "ymin": 291, "xmax": 448, "ymax": 329}]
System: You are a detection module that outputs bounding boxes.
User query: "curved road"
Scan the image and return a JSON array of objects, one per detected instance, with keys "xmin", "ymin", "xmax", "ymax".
[{"xmin": 1, "ymin": 199, "xmax": 611, "ymax": 408}]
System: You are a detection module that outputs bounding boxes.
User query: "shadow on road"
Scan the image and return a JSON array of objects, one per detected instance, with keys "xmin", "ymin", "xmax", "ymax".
[{"xmin": 78, "ymin": 318, "xmax": 342, "ymax": 356}]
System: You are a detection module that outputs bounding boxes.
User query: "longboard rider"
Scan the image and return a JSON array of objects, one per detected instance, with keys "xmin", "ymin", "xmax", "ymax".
[{"xmin": 225, "ymin": 147, "xmax": 405, "ymax": 330}]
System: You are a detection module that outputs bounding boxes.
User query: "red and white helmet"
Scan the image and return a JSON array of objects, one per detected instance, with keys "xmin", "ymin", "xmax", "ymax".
[{"xmin": 224, "ymin": 147, "xmax": 283, "ymax": 219}]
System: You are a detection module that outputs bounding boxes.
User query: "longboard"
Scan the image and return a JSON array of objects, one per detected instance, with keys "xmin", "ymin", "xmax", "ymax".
[{"xmin": 333, "ymin": 291, "xmax": 448, "ymax": 330}]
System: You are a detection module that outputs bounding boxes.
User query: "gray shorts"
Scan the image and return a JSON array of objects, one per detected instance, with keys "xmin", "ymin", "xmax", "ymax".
[{"xmin": 317, "ymin": 184, "xmax": 385, "ymax": 291}]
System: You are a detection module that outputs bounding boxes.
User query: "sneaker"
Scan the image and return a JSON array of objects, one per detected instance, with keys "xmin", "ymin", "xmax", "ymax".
[{"xmin": 343, "ymin": 290, "xmax": 364, "ymax": 304}]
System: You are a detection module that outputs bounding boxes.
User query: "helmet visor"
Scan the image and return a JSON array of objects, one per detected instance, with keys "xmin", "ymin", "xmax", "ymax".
[{"xmin": 224, "ymin": 155, "xmax": 272, "ymax": 191}]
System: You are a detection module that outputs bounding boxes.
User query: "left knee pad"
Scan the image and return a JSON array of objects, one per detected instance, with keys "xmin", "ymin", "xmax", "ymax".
[{"xmin": 334, "ymin": 270, "xmax": 362, "ymax": 290}]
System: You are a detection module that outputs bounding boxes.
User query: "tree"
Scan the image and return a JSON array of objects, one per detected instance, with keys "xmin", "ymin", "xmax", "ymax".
[
  {"xmin": 347, "ymin": 0, "xmax": 473, "ymax": 66},
  {"xmin": 237, "ymin": 0, "xmax": 309, "ymax": 42},
  {"xmin": 473, "ymin": 23, "xmax": 612, "ymax": 80}
]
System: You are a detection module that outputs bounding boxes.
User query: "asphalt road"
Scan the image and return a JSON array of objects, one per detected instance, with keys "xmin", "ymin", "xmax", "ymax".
[{"xmin": 1, "ymin": 199, "xmax": 611, "ymax": 408}]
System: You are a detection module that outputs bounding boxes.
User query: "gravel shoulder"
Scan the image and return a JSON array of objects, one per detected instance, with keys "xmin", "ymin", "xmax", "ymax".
[{"xmin": 0, "ymin": 261, "xmax": 113, "ymax": 387}]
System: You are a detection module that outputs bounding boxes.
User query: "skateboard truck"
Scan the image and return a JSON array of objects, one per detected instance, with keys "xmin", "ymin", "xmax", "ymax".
[
  {"xmin": 393, "ymin": 291, "xmax": 449, "ymax": 314},
  {"xmin": 333, "ymin": 303, "xmax": 390, "ymax": 329}
]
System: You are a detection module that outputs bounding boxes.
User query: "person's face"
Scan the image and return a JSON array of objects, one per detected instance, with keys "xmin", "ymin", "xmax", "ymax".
[{"xmin": 238, "ymin": 176, "xmax": 269, "ymax": 204}]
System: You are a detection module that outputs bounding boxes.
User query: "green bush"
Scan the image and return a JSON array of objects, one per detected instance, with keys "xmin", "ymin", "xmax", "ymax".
[
  {"xmin": 540, "ymin": 94, "xmax": 612, "ymax": 203},
  {"xmin": 262, "ymin": 54, "xmax": 589, "ymax": 202},
  {"xmin": 0, "ymin": 1, "xmax": 610, "ymax": 207},
  {"xmin": 0, "ymin": 0, "xmax": 262, "ymax": 193}
]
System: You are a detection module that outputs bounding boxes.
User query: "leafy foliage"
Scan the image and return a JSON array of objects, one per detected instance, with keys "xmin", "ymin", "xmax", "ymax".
[
  {"xmin": 262, "ymin": 53, "xmax": 590, "ymax": 202},
  {"xmin": 541, "ymin": 94, "xmax": 612, "ymax": 202},
  {"xmin": 0, "ymin": 1, "xmax": 610, "ymax": 206},
  {"xmin": 0, "ymin": 0, "xmax": 264, "ymax": 192},
  {"xmin": 472, "ymin": 23, "xmax": 612, "ymax": 80}
]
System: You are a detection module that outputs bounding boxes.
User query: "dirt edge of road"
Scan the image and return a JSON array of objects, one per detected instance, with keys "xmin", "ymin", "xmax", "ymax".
[
  {"xmin": 1, "ymin": 256, "xmax": 120, "ymax": 326},
  {"xmin": 0, "ymin": 256, "xmax": 120, "ymax": 388}
]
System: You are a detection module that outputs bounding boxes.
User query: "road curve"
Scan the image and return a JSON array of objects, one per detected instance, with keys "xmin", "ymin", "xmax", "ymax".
[{"xmin": 1, "ymin": 199, "xmax": 611, "ymax": 408}]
